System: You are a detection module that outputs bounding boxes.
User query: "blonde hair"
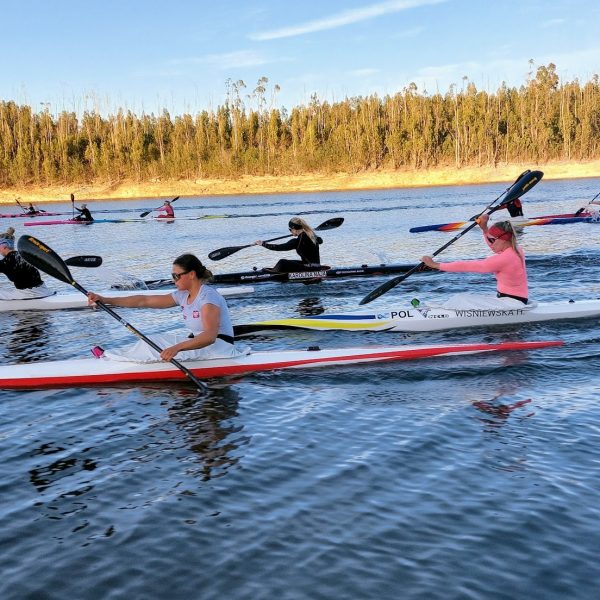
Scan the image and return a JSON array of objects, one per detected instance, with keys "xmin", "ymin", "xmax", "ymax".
[
  {"xmin": 0, "ymin": 226, "xmax": 15, "ymax": 240},
  {"xmin": 288, "ymin": 217, "xmax": 317, "ymax": 244},
  {"xmin": 493, "ymin": 221, "xmax": 524, "ymax": 263}
]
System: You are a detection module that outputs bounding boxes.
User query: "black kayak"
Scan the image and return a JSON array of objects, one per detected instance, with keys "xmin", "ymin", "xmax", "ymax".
[{"xmin": 114, "ymin": 263, "xmax": 428, "ymax": 289}]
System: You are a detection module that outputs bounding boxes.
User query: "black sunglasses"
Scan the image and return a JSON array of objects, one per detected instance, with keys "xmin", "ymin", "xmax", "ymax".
[
  {"xmin": 486, "ymin": 236, "xmax": 497, "ymax": 244},
  {"xmin": 171, "ymin": 271, "xmax": 189, "ymax": 281}
]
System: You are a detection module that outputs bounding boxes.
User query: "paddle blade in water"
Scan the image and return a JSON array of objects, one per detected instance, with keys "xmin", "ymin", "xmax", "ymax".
[{"xmin": 17, "ymin": 235, "xmax": 74, "ymax": 285}]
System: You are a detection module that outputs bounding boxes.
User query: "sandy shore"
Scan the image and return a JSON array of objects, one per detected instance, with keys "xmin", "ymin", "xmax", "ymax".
[{"xmin": 1, "ymin": 160, "xmax": 599, "ymax": 205}]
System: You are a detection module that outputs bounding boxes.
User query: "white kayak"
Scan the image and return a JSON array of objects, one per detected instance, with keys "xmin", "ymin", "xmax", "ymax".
[
  {"xmin": 234, "ymin": 299, "xmax": 600, "ymax": 334},
  {"xmin": 0, "ymin": 340, "xmax": 562, "ymax": 389},
  {"xmin": 0, "ymin": 286, "xmax": 254, "ymax": 312}
]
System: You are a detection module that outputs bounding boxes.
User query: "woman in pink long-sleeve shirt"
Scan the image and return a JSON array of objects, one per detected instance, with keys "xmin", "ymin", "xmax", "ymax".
[{"xmin": 421, "ymin": 215, "xmax": 529, "ymax": 309}]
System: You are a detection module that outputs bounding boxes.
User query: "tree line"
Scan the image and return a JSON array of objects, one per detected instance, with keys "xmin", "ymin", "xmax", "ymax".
[{"xmin": 0, "ymin": 63, "xmax": 598, "ymax": 187}]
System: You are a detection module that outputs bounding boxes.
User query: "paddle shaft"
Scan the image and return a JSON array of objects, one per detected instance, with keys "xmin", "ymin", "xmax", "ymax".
[
  {"xmin": 73, "ymin": 280, "xmax": 207, "ymax": 389},
  {"xmin": 208, "ymin": 217, "xmax": 344, "ymax": 261},
  {"xmin": 16, "ymin": 234, "xmax": 206, "ymax": 391},
  {"xmin": 140, "ymin": 196, "xmax": 180, "ymax": 218},
  {"xmin": 15, "ymin": 199, "xmax": 27, "ymax": 213},
  {"xmin": 359, "ymin": 170, "xmax": 543, "ymax": 305}
]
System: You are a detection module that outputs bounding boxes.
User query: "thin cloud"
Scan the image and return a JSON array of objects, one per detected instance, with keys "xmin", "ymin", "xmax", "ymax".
[
  {"xmin": 391, "ymin": 26, "xmax": 425, "ymax": 39},
  {"xmin": 167, "ymin": 50, "xmax": 273, "ymax": 70},
  {"xmin": 250, "ymin": 0, "xmax": 446, "ymax": 41},
  {"xmin": 541, "ymin": 18, "xmax": 566, "ymax": 28},
  {"xmin": 350, "ymin": 68, "xmax": 380, "ymax": 77}
]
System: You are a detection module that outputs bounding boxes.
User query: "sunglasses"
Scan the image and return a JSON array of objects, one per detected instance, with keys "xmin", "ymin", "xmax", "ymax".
[
  {"xmin": 486, "ymin": 236, "xmax": 497, "ymax": 244},
  {"xmin": 289, "ymin": 226, "xmax": 302, "ymax": 231},
  {"xmin": 171, "ymin": 271, "xmax": 189, "ymax": 281}
]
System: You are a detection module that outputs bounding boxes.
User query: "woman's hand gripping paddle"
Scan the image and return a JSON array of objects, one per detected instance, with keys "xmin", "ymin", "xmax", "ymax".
[
  {"xmin": 139, "ymin": 196, "xmax": 180, "ymax": 218},
  {"xmin": 17, "ymin": 235, "xmax": 207, "ymax": 391},
  {"xmin": 208, "ymin": 217, "xmax": 344, "ymax": 261},
  {"xmin": 358, "ymin": 170, "xmax": 544, "ymax": 305}
]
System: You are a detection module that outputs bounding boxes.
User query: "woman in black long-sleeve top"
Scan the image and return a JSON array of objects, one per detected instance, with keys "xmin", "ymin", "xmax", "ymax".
[{"xmin": 255, "ymin": 217, "xmax": 322, "ymax": 272}]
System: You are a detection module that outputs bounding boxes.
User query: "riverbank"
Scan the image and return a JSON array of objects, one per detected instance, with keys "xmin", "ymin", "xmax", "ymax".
[{"xmin": 1, "ymin": 160, "xmax": 599, "ymax": 205}]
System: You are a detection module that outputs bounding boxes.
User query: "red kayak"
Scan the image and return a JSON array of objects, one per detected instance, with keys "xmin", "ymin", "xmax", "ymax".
[{"xmin": 0, "ymin": 211, "xmax": 61, "ymax": 218}]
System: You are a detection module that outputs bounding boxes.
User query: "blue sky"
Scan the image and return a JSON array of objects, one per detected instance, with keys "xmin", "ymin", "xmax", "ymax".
[{"xmin": 2, "ymin": 0, "xmax": 599, "ymax": 116}]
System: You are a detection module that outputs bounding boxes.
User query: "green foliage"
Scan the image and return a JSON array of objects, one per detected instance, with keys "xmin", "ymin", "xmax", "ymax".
[{"xmin": 0, "ymin": 64, "xmax": 599, "ymax": 186}]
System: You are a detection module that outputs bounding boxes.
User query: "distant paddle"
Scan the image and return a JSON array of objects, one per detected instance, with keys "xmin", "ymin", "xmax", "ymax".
[
  {"xmin": 17, "ymin": 235, "xmax": 207, "ymax": 391},
  {"xmin": 15, "ymin": 199, "xmax": 27, "ymax": 214},
  {"xmin": 71, "ymin": 193, "xmax": 75, "ymax": 220},
  {"xmin": 208, "ymin": 217, "xmax": 345, "ymax": 261},
  {"xmin": 359, "ymin": 170, "xmax": 544, "ymax": 305},
  {"xmin": 574, "ymin": 191, "xmax": 600, "ymax": 216},
  {"xmin": 139, "ymin": 196, "xmax": 180, "ymax": 218},
  {"xmin": 64, "ymin": 255, "xmax": 103, "ymax": 268}
]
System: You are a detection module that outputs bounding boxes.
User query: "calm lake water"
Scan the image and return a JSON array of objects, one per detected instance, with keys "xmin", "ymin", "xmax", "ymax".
[{"xmin": 1, "ymin": 177, "xmax": 599, "ymax": 599}]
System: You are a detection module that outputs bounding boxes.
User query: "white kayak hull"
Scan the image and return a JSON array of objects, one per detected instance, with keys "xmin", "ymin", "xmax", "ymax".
[
  {"xmin": 0, "ymin": 286, "xmax": 254, "ymax": 312},
  {"xmin": 0, "ymin": 340, "xmax": 562, "ymax": 389},
  {"xmin": 235, "ymin": 299, "xmax": 600, "ymax": 334}
]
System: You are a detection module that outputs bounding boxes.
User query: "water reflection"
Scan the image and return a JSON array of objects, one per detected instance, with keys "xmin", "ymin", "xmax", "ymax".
[
  {"xmin": 294, "ymin": 297, "xmax": 325, "ymax": 316},
  {"xmin": 3, "ymin": 311, "xmax": 51, "ymax": 362},
  {"xmin": 167, "ymin": 386, "xmax": 249, "ymax": 481}
]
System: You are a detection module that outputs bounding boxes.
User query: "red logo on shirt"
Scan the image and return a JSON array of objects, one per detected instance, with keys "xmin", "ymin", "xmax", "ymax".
[{"xmin": 192, "ymin": 310, "xmax": 200, "ymax": 319}]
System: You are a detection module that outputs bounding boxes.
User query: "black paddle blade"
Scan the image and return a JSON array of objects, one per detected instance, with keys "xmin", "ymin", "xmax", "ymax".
[
  {"xmin": 65, "ymin": 255, "xmax": 103, "ymax": 268},
  {"xmin": 359, "ymin": 170, "xmax": 544, "ymax": 305},
  {"xmin": 501, "ymin": 170, "xmax": 543, "ymax": 206},
  {"xmin": 140, "ymin": 195, "xmax": 180, "ymax": 217},
  {"xmin": 315, "ymin": 217, "xmax": 344, "ymax": 230},
  {"xmin": 208, "ymin": 244, "xmax": 250, "ymax": 261},
  {"xmin": 17, "ymin": 236, "xmax": 74, "ymax": 285}
]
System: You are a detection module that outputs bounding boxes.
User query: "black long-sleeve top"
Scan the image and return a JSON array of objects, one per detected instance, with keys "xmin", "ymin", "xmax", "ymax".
[
  {"xmin": 0, "ymin": 251, "xmax": 44, "ymax": 289},
  {"xmin": 262, "ymin": 232, "xmax": 322, "ymax": 264},
  {"xmin": 75, "ymin": 206, "xmax": 94, "ymax": 221}
]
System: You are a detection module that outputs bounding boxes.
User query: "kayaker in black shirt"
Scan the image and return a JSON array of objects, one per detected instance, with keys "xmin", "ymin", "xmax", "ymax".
[
  {"xmin": 0, "ymin": 227, "xmax": 52, "ymax": 299},
  {"xmin": 74, "ymin": 203, "xmax": 94, "ymax": 221},
  {"xmin": 255, "ymin": 217, "xmax": 322, "ymax": 272}
]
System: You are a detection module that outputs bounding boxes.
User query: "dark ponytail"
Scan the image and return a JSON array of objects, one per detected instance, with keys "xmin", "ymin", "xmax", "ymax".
[{"xmin": 173, "ymin": 253, "xmax": 213, "ymax": 282}]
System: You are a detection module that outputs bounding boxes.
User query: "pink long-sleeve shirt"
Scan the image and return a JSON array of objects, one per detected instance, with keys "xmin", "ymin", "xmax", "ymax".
[{"xmin": 438, "ymin": 234, "xmax": 528, "ymax": 299}]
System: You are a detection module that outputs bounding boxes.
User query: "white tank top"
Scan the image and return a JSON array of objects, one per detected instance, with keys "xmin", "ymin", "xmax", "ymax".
[{"xmin": 171, "ymin": 285, "xmax": 234, "ymax": 336}]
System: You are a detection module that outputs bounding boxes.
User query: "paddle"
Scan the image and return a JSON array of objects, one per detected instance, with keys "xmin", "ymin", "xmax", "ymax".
[
  {"xmin": 65, "ymin": 255, "xmax": 103, "ymax": 267},
  {"xmin": 574, "ymin": 191, "xmax": 600, "ymax": 216},
  {"xmin": 17, "ymin": 235, "xmax": 207, "ymax": 391},
  {"xmin": 15, "ymin": 199, "xmax": 27, "ymax": 214},
  {"xmin": 139, "ymin": 196, "xmax": 180, "ymax": 218},
  {"xmin": 208, "ymin": 217, "xmax": 345, "ymax": 261},
  {"xmin": 71, "ymin": 193, "xmax": 75, "ymax": 220},
  {"xmin": 359, "ymin": 170, "xmax": 544, "ymax": 305}
]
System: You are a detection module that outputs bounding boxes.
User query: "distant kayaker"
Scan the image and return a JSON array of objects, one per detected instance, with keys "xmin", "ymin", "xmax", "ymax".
[
  {"xmin": 26, "ymin": 203, "xmax": 39, "ymax": 215},
  {"xmin": 0, "ymin": 227, "xmax": 52, "ymax": 300},
  {"xmin": 421, "ymin": 215, "xmax": 529, "ymax": 309},
  {"xmin": 157, "ymin": 199, "xmax": 175, "ymax": 218},
  {"xmin": 87, "ymin": 253, "xmax": 245, "ymax": 362},
  {"xmin": 255, "ymin": 217, "xmax": 322, "ymax": 273},
  {"xmin": 505, "ymin": 197, "xmax": 524, "ymax": 217},
  {"xmin": 74, "ymin": 203, "xmax": 94, "ymax": 222}
]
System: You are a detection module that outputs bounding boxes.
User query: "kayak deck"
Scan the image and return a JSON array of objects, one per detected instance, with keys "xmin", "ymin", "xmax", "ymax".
[
  {"xmin": 410, "ymin": 212, "xmax": 593, "ymax": 233},
  {"xmin": 233, "ymin": 299, "xmax": 600, "ymax": 334},
  {"xmin": 0, "ymin": 286, "xmax": 254, "ymax": 312},
  {"xmin": 23, "ymin": 215, "xmax": 229, "ymax": 226},
  {"xmin": 0, "ymin": 340, "xmax": 563, "ymax": 389},
  {"xmin": 133, "ymin": 263, "xmax": 427, "ymax": 289}
]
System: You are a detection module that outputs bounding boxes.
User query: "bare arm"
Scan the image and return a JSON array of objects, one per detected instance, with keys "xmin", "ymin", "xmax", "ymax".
[
  {"xmin": 88, "ymin": 292, "xmax": 177, "ymax": 309},
  {"xmin": 160, "ymin": 303, "xmax": 221, "ymax": 360}
]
